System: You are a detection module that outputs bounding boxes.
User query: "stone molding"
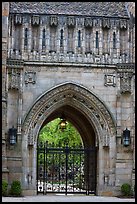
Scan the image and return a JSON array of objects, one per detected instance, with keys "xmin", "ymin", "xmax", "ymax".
[
  {"xmin": 22, "ymin": 82, "xmax": 116, "ymax": 146},
  {"xmin": 14, "ymin": 14, "xmax": 22, "ymax": 25},
  {"xmin": 31, "ymin": 15, "xmax": 40, "ymax": 26}
]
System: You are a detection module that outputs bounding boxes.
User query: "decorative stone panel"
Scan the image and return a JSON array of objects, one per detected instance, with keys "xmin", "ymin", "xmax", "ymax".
[
  {"xmin": 28, "ymin": 125, "xmax": 34, "ymax": 146},
  {"xmin": 24, "ymin": 71, "xmax": 36, "ymax": 84},
  {"xmin": 102, "ymin": 18, "xmax": 110, "ymax": 29},
  {"xmin": 31, "ymin": 15, "xmax": 40, "ymax": 26},
  {"xmin": 49, "ymin": 16, "xmax": 58, "ymax": 27},
  {"xmin": 14, "ymin": 14, "xmax": 22, "ymax": 25},
  {"xmin": 8, "ymin": 69, "xmax": 20, "ymax": 90},
  {"xmin": 119, "ymin": 72, "xmax": 133, "ymax": 93},
  {"xmin": 119, "ymin": 19, "xmax": 127, "ymax": 29},
  {"xmin": 117, "ymin": 63, "xmax": 134, "ymax": 93},
  {"xmin": 84, "ymin": 17, "xmax": 93, "ymax": 28},
  {"xmin": 104, "ymin": 74, "xmax": 116, "ymax": 87},
  {"xmin": 67, "ymin": 16, "xmax": 76, "ymax": 27}
]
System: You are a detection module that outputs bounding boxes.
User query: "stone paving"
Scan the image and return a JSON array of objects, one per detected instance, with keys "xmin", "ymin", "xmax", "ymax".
[{"xmin": 2, "ymin": 195, "xmax": 135, "ymax": 202}]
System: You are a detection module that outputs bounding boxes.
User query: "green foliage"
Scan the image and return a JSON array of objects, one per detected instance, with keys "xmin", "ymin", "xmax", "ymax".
[
  {"xmin": 2, "ymin": 180, "xmax": 8, "ymax": 196},
  {"xmin": 38, "ymin": 119, "xmax": 83, "ymax": 166},
  {"xmin": 9, "ymin": 180, "xmax": 22, "ymax": 196},
  {"xmin": 121, "ymin": 183, "xmax": 132, "ymax": 196},
  {"xmin": 38, "ymin": 118, "xmax": 82, "ymax": 146}
]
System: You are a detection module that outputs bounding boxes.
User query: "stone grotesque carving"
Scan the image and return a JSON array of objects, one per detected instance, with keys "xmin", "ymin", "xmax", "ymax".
[{"xmin": 24, "ymin": 71, "xmax": 36, "ymax": 84}]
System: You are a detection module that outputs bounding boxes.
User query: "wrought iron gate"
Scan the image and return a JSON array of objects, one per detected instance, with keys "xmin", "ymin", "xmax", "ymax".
[{"xmin": 37, "ymin": 141, "xmax": 97, "ymax": 195}]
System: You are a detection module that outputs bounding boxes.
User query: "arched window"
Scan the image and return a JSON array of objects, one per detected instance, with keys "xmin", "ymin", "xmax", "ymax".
[
  {"xmin": 60, "ymin": 29, "xmax": 63, "ymax": 47},
  {"xmin": 96, "ymin": 31, "xmax": 99, "ymax": 49},
  {"xmin": 78, "ymin": 30, "xmax": 81, "ymax": 47},
  {"xmin": 113, "ymin": 32, "xmax": 116, "ymax": 49},
  {"xmin": 24, "ymin": 28, "xmax": 28, "ymax": 47},
  {"xmin": 42, "ymin": 29, "xmax": 46, "ymax": 48}
]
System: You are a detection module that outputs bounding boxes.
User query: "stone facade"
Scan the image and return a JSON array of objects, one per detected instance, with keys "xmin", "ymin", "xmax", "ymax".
[{"xmin": 2, "ymin": 2, "xmax": 135, "ymax": 196}]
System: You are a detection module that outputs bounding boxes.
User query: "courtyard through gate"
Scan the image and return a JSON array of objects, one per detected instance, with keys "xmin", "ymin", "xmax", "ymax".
[{"xmin": 37, "ymin": 141, "xmax": 97, "ymax": 195}]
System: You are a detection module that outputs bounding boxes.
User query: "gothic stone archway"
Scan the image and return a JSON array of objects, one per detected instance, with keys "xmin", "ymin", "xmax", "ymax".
[{"xmin": 21, "ymin": 82, "xmax": 116, "ymax": 195}]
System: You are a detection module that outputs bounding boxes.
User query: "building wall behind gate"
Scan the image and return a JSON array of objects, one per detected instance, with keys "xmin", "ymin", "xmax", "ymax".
[{"xmin": 3, "ymin": 2, "xmax": 135, "ymax": 196}]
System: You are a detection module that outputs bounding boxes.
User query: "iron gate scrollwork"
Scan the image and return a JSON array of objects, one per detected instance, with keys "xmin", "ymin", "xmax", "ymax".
[{"xmin": 37, "ymin": 141, "xmax": 97, "ymax": 195}]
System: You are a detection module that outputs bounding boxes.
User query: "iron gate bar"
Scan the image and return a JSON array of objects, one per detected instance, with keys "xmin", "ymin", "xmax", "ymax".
[{"xmin": 37, "ymin": 142, "xmax": 97, "ymax": 195}]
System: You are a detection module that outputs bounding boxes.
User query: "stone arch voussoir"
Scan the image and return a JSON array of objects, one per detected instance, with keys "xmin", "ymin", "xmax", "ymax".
[{"xmin": 22, "ymin": 82, "xmax": 116, "ymax": 147}]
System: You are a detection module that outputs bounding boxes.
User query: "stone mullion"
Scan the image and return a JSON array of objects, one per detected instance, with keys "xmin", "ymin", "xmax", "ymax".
[
  {"xmin": 56, "ymin": 26, "xmax": 60, "ymax": 54},
  {"xmin": 99, "ymin": 27, "xmax": 103, "ymax": 55},
  {"xmin": 74, "ymin": 27, "xmax": 77, "ymax": 54},
  {"xmin": 28, "ymin": 25, "xmax": 32, "ymax": 54},
  {"xmin": 63, "ymin": 26, "xmax": 67, "ymax": 54},
  {"xmin": 46, "ymin": 26, "xmax": 50, "ymax": 54},
  {"xmin": 116, "ymin": 29, "xmax": 120, "ymax": 62},
  {"xmin": 21, "ymin": 26, "xmax": 25, "ymax": 59},
  {"xmin": 39, "ymin": 26, "xmax": 43, "ymax": 53},
  {"xmin": 92, "ymin": 28, "xmax": 96, "ymax": 55},
  {"xmin": 109, "ymin": 29, "xmax": 113, "ymax": 57}
]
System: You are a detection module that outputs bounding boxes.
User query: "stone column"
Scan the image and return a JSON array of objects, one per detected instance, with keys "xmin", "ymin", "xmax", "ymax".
[{"xmin": 2, "ymin": 2, "xmax": 9, "ymax": 181}]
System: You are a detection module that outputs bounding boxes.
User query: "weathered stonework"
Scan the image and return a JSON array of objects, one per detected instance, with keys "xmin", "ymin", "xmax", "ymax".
[{"xmin": 2, "ymin": 2, "xmax": 135, "ymax": 197}]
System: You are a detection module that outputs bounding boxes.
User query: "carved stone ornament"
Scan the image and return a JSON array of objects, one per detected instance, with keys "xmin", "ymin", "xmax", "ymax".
[
  {"xmin": 102, "ymin": 128, "xmax": 110, "ymax": 147},
  {"xmin": 14, "ymin": 14, "xmax": 22, "ymax": 25},
  {"xmin": 67, "ymin": 16, "xmax": 76, "ymax": 27},
  {"xmin": 84, "ymin": 17, "xmax": 93, "ymax": 28},
  {"xmin": 8, "ymin": 70, "xmax": 20, "ymax": 90},
  {"xmin": 119, "ymin": 19, "xmax": 127, "ymax": 29},
  {"xmin": 49, "ymin": 16, "xmax": 58, "ymax": 27},
  {"xmin": 23, "ymin": 83, "xmax": 116, "ymax": 146},
  {"xmin": 31, "ymin": 15, "xmax": 40, "ymax": 26},
  {"xmin": 104, "ymin": 74, "xmax": 116, "ymax": 87},
  {"xmin": 102, "ymin": 18, "xmax": 110, "ymax": 29},
  {"xmin": 24, "ymin": 71, "xmax": 36, "ymax": 84},
  {"xmin": 119, "ymin": 72, "xmax": 132, "ymax": 93},
  {"xmin": 28, "ymin": 125, "xmax": 34, "ymax": 146}
]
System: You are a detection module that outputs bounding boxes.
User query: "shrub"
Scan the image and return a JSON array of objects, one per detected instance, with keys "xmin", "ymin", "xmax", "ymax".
[
  {"xmin": 2, "ymin": 180, "xmax": 8, "ymax": 196},
  {"xmin": 10, "ymin": 180, "xmax": 22, "ymax": 196},
  {"xmin": 121, "ymin": 183, "xmax": 132, "ymax": 196}
]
